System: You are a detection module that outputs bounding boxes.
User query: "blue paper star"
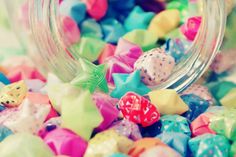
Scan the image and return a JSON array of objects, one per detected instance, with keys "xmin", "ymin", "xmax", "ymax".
[
  {"xmin": 59, "ymin": 0, "xmax": 86, "ymax": 24},
  {"xmin": 100, "ymin": 18, "xmax": 126, "ymax": 44},
  {"xmin": 156, "ymin": 132, "xmax": 190, "ymax": 157},
  {"xmin": 181, "ymin": 94, "xmax": 209, "ymax": 122},
  {"xmin": 110, "ymin": 70, "xmax": 151, "ymax": 99},
  {"xmin": 0, "ymin": 73, "xmax": 10, "ymax": 85},
  {"xmin": 160, "ymin": 115, "xmax": 191, "ymax": 137}
]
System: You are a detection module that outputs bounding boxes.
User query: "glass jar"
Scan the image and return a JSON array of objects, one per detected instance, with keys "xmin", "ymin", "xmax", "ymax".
[{"xmin": 4, "ymin": 0, "xmax": 227, "ymax": 93}]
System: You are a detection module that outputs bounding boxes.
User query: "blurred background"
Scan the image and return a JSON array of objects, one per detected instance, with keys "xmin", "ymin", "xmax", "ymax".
[{"xmin": 0, "ymin": 0, "xmax": 25, "ymax": 62}]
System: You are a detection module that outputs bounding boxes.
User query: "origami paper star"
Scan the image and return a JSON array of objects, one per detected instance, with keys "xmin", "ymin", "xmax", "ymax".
[
  {"xmin": 71, "ymin": 37, "xmax": 106, "ymax": 62},
  {"xmin": 59, "ymin": 0, "xmax": 86, "ymax": 24},
  {"xmin": 47, "ymin": 83, "xmax": 81, "ymax": 113},
  {"xmin": 180, "ymin": 16, "xmax": 201, "ymax": 41},
  {"xmin": 93, "ymin": 92, "xmax": 119, "ymax": 131},
  {"xmin": 0, "ymin": 72, "xmax": 10, "ymax": 85},
  {"xmin": 128, "ymin": 138, "xmax": 167, "ymax": 157},
  {"xmin": 0, "ymin": 66, "xmax": 7, "ymax": 75},
  {"xmin": 0, "ymin": 99, "xmax": 50, "ymax": 134},
  {"xmin": 148, "ymin": 10, "xmax": 180, "ymax": 38},
  {"xmin": 0, "ymin": 125, "xmax": 13, "ymax": 142},
  {"xmin": 0, "ymin": 133, "xmax": 54, "ymax": 157},
  {"xmin": 61, "ymin": 90, "xmax": 103, "ymax": 140},
  {"xmin": 105, "ymin": 38, "xmax": 143, "ymax": 84},
  {"xmin": 209, "ymin": 108, "xmax": 236, "ymax": 141},
  {"xmin": 139, "ymin": 121, "xmax": 162, "ymax": 137},
  {"xmin": 6, "ymin": 64, "xmax": 46, "ymax": 83},
  {"xmin": 134, "ymin": 48, "xmax": 175, "ymax": 86},
  {"xmin": 189, "ymin": 134, "xmax": 230, "ymax": 157},
  {"xmin": 81, "ymin": 18, "xmax": 103, "ymax": 39},
  {"xmin": 84, "ymin": 130, "xmax": 133, "ymax": 157},
  {"xmin": 190, "ymin": 113, "xmax": 216, "ymax": 137},
  {"xmin": 231, "ymin": 142, "xmax": 236, "ymax": 157},
  {"xmin": 118, "ymin": 92, "xmax": 160, "ymax": 127},
  {"xmin": 100, "ymin": 18, "xmax": 126, "ymax": 44},
  {"xmin": 160, "ymin": 115, "xmax": 191, "ymax": 136},
  {"xmin": 167, "ymin": 0, "xmax": 188, "ymax": 23},
  {"xmin": 43, "ymin": 128, "xmax": 87, "ymax": 157},
  {"xmin": 109, "ymin": 153, "xmax": 129, "ymax": 157},
  {"xmin": 181, "ymin": 84, "xmax": 213, "ymax": 103},
  {"xmin": 71, "ymin": 59, "xmax": 109, "ymax": 93},
  {"xmin": 105, "ymin": 56, "xmax": 134, "ymax": 84},
  {"xmin": 0, "ymin": 104, "xmax": 6, "ymax": 112},
  {"xmin": 220, "ymin": 88, "xmax": 236, "ymax": 108},
  {"xmin": 82, "ymin": 0, "xmax": 108, "ymax": 20},
  {"xmin": 162, "ymin": 38, "xmax": 190, "ymax": 63},
  {"xmin": 124, "ymin": 6, "xmax": 155, "ymax": 31},
  {"xmin": 139, "ymin": 146, "xmax": 182, "ymax": 157},
  {"xmin": 62, "ymin": 16, "xmax": 80, "ymax": 46},
  {"xmin": 0, "ymin": 80, "xmax": 28, "ymax": 107},
  {"xmin": 110, "ymin": 70, "xmax": 151, "ymax": 99},
  {"xmin": 181, "ymin": 94, "xmax": 210, "ymax": 122},
  {"xmin": 157, "ymin": 132, "xmax": 190, "ymax": 157},
  {"xmin": 123, "ymin": 29, "xmax": 158, "ymax": 51},
  {"xmin": 98, "ymin": 43, "xmax": 116, "ymax": 64},
  {"xmin": 207, "ymin": 81, "xmax": 236, "ymax": 103},
  {"xmin": 111, "ymin": 119, "xmax": 142, "ymax": 141},
  {"xmin": 148, "ymin": 89, "xmax": 189, "ymax": 115}
]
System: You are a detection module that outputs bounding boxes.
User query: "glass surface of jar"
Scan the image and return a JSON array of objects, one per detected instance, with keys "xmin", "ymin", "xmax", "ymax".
[{"xmin": 4, "ymin": 0, "xmax": 227, "ymax": 93}]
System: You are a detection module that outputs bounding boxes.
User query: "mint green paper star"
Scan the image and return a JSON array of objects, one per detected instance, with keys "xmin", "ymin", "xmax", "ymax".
[
  {"xmin": 71, "ymin": 59, "xmax": 109, "ymax": 93},
  {"xmin": 110, "ymin": 70, "xmax": 151, "ymax": 99}
]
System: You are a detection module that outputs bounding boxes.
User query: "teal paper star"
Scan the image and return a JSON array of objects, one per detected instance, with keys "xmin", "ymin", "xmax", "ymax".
[
  {"xmin": 124, "ymin": 6, "xmax": 155, "ymax": 31},
  {"xmin": 71, "ymin": 59, "xmax": 109, "ymax": 93},
  {"xmin": 110, "ymin": 70, "xmax": 151, "ymax": 99}
]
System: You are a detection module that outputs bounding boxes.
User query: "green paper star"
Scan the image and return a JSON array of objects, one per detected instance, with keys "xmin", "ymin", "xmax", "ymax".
[
  {"xmin": 110, "ymin": 70, "xmax": 151, "ymax": 99},
  {"xmin": 70, "ymin": 37, "xmax": 106, "ymax": 62},
  {"xmin": 71, "ymin": 59, "xmax": 109, "ymax": 93},
  {"xmin": 167, "ymin": 0, "xmax": 188, "ymax": 23},
  {"xmin": 123, "ymin": 29, "xmax": 158, "ymax": 51},
  {"xmin": 61, "ymin": 90, "xmax": 103, "ymax": 140},
  {"xmin": 222, "ymin": 8, "xmax": 236, "ymax": 49},
  {"xmin": 210, "ymin": 109, "xmax": 236, "ymax": 141}
]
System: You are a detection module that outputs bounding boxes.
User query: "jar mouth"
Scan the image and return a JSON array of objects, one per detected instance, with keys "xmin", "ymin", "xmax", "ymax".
[{"xmin": 29, "ymin": 0, "xmax": 226, "ymax": 93}]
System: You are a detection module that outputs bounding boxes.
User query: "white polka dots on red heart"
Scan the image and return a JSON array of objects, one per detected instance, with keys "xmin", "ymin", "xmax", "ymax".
[{"xmin": 134, "ymin": 48, "xmax": 175, "ymax": 86}]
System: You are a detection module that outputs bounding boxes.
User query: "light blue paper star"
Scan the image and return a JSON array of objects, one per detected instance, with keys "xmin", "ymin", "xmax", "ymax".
[
  {"xmin": 100, "ymin": 18, "xmax": 126, "ymax": 44},
  {"xmin": 110, "ymin": 70, "xmax": 151, "ymax": 99}
]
